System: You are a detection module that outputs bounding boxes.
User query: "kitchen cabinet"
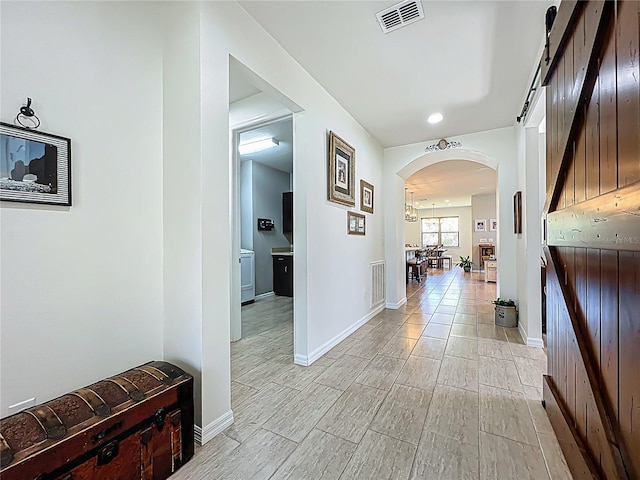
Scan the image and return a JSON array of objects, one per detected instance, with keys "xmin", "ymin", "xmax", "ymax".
[
  {"xmin": 484, "ymin": 260, "xmax": 497, "ymax": 283},
  {"xmin": 273, "ymin": 254, "xmax": 293, "ymax": 297},
  {"xmin": 282, "ymin": 192, "xmax": 293, "ymax": 235}
]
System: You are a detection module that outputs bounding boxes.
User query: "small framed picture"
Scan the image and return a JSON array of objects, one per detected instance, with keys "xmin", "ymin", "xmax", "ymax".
[
  {"xmin": 360, "ymin": 180, "xmax": 374, "ymax": 214},
  {"xmin": 1, "ymin": 122, "xmax": 71, "ymax": 206},
  {"xmin": 475, "ymin": 219, "xmax": 486, "ymax": 232},
  {"xmin": 490, "ymin": 218, "xmax": 497, "ymax": 231},
  {"xmin": 348, "ymin": 211, "xmax": 366, "ymax": 236},
  {"xmin": 328, "ymin": 131, "xmax": 355, "ymax": 207}
]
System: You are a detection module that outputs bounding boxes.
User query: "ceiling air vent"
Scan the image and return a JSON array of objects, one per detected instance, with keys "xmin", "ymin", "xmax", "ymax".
[{"xmin": 376, "ymin": 0, "xmax": 424, "ymax": 34}]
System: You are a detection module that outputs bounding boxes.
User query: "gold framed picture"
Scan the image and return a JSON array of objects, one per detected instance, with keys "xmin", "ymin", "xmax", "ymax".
[
  {"xmin": 360, "ymin": 179, "xmax": 374, "ymax": 214},
  {"xmin": 328, "ymin": 131, "xmax": 355, "ymax": 206},
  {"xmin": 347, "ymin": 211, "xmax": 366, "ymax": 236}
]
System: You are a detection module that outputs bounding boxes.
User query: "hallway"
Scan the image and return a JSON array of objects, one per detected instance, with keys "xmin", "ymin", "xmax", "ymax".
[{"xmin": 176, "ymin": 269, "xmax": 571, "ymax": 479}]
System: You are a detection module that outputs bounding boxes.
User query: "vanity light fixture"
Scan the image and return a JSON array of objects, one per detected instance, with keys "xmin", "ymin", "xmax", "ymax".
[{"xmin": 239, "ymin": 137, "xmax": 279, "ymax": 155}]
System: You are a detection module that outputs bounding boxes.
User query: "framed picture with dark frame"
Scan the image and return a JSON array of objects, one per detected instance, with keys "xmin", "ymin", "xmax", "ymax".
[
  {"xmin": 0, "ymin": 122, "xmax": 71, "ymax": 206},
  {"xmin": 328, "ymin": 131, "xmax": 355, "ymax": 207},
  {"xmin": 347, "ymin": 211, "xmax": 365, "ymax": 235},
  {"xmin": 514, "ymin": 191, "xmax": 522, "ymax": 234},
  {"xmin": 360, "ymin": 179, "xmax": 374, "ymax": 214}
]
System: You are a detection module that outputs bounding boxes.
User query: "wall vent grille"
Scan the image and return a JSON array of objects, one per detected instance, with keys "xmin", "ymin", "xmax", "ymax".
[
  {"xmin": 371, "ymin": 261, "xmax": 386, "ymax": 308},
  {"xmin": 376, "ymin": 0, "xmax": 424, "ymax": 34}
]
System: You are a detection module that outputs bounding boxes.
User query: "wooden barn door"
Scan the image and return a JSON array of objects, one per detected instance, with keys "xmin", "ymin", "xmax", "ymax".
[{"xmin": 542, "ymin": 1, "xmax": 640, "ymax": 479}]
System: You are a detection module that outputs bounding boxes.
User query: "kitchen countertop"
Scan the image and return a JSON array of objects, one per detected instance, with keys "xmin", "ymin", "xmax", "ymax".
[{"xmin": 271, "ymin": 247, "xmax": 293, "ymax": 256}]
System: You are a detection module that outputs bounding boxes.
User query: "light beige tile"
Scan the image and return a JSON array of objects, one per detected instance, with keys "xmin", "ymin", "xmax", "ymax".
[
  {"xmin": 235, "ymin": 354, "xmax": 293, "ymax": 389},
  {"xmin": 477, "ymin": 303, "xmax": 494, "ymax": 314},
  {"xmin": 423, "ymin": 323, "xmax": 451, "ymax": 339},
  {"xmin": 479, "ymin": 384, "xmax": 538, "ymax": 446},
  {"xmin": 435, "ymin": 305, "xmax": 457, "ymax": 316},
  {"xmin": 310, "ymin": 356, "xmax": 336, "ymax": 368},
  {"xmin": 479, "ymin": 431, "xmax": 550, "ymax": 480},
  {"xmin": 431, "ymin": 313, "xmax": 455, "ymax": 325},
  {"xmin": 379, "ymin": 336, "xmax": 418, "ymax": 360},
  {"xmin": 225, "ymin": 383, "xmax": 298, "ymax": 443},
  {"xmin": 175, "ymin": 434, "xmax": 240, "ymax": 478},
  {"xmin": 478, "ymin": 324, "xmax": 507, "ymax": 341},
  {"xmin": 412, "ymin": 337, "xmax": 447, "ymax": 360},
  {"xmin": 456, "ymin": 305, "xmax": 477, "ymax": 315},
  {"xmin": 340, "ymin": 430, "xmax": 416, "ymax": 480},
  {"xmin": 513, "ymin": 356, "xmax": 547, "ymax": 388},
  {"xmin": 203, "ymin": 428, "xmax": 297, "ymax": 480},
  {"xmin": 526, "ymin": 395, "xmax": 554, "ymax": 435},
  {"xmin": 263, "ymin": 382, "xmax": 342, "ymax": 442},
  {"xmin": 316, "ymin": 383, "xmax": 387, "ymax": 443},
  {"xmin": 406, "ymin": 312, "xmax": 432, "ymax": 324},
  {"xmin": 445, "ymin": 336, "xmax": 479, "ymax": 361},
  {"xmin": 395, "ymin": 355, "xmax": 441, "ymax": 390},
  {"xmin": 270, "ymin": 429, "xmax": 357, "ymax": 480},
  {"xmin": 479, "ymin": 357, "xmax": 522, "ymax": 392},
  {"xmin": 369, "ymin": 384, "xmax": 433, "ymax": 445},
  {"xmin": 231, "ymin": 381, "xmax": 259, "ymax": 410},
  {"xmin": 347, "ymin": 335, "xmax": 394, "ymax": 360},
  {"xmin": 510, "ymin": 343, "xmax": 547, "ymax": 361},
  {"xmin": 354, "ymin": 355, "xmax": 405, "ymax": 391},
  {"xmin": 232, "ymin": 353, "xmax": 266, "ymax": 379},
  {"xmin": 437, "ymin": 355, "xmax": 478, "ymax": 392},
  {"xmin": 424, "ymin": 385, "xmax": 479, "ymax": 446},
  {"xmin": 439, "ymin": 298, "xmax": 459, "ymax": 306},
  {"xmin": 538, "ymin": 432, "xmax": 573, "ymax": 480},
  {"xmin": 410, "ymin": 430, "xmax": 479, "ymax": 480},
  {"xmin": 396, "ymin": 322, "xmax": 426, "ymax": 339},
  {"xmin": 450, "ymin": 324, "xmax": 478, "ymax": 339},
  {"xmin": 478, "ymin": 338, "xmax": 513, "ymax": 359},
  {"xmin": 505, "ymin": 327, "xmax": 525, "ymax": 344},
  {"xmin": 314, "ymin": 354, "xmax": 371, "ymax": 390},
  {"xmin": 477, "ymin": 312, "xmax": 495, "ymax": 324},
  {"xmin": 454, "ymin": 313, "xmax": 477, "ymax": 325},
  {"xmin": 325, "ymin": 336, "xmax": 360, "ymax": 359},
  {"xmin": 272, "ymin": 363, "xmax": 327, "ymax": 391}
]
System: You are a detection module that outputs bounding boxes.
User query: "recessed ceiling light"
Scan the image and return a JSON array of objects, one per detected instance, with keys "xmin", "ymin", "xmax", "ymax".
[
  {"xmin": 427, "ymin": 112, "xmax": 443, "ymax": 124},
  {"xmin": 445, "ymin": 199, "xmax": 450, "ymax": 203}
]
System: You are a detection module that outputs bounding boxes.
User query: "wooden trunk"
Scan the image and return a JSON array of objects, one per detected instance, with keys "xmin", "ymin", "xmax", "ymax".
[
  {"xmin": 0, "ymin": 361, "xmax": 194, "ymax": 480},
  {"xmin": 542, "ymin": 1, "xmax": 640, "ymax": 479}
]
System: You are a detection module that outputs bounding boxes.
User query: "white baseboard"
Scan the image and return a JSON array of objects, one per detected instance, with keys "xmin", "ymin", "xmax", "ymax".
[
  {"xmin": 518, "ymin": 323, "xmax": 545, "ymax": 348},
  {"xmin": 255, "ymin": 291, "xmax": 275, "ymax": 300},
  {"xmin": 194, "ymin": 410, "xmax": 234, "ymax": 445},
  {"xmin": 296, "ymin": 304, "xmax": 386, "ymax": 366},
  {"xmin": 385, "ymin": 297, "xmax": 407, "ymax": 309}
]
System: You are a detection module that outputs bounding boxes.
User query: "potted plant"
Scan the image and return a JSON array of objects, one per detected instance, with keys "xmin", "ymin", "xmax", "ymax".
[
  {"xmin": 456, "ymin": 256, "xmax": 473, "ymax": 272},
  {"xmin": 492, "ymin": 298, "xmax": 517, "ymax": 328}
]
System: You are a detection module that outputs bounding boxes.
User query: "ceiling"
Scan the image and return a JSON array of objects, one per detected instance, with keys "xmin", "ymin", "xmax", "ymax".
[
  {"xmin": 239, "ymin": 117, "xmax": 293, "ymax": 173},
  {"xmin": 239, "ymin": 0, "xmax": 549, "ymax": 147},
  {"xmin": 405, "ymin": 160, "xmax": 496, "ymax": 208}
]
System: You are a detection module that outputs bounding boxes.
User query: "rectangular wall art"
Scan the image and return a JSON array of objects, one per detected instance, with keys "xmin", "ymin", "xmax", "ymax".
[
  {"xmin": 327, "ymin": 131, "xmax": 355, "ymax": 207},
  {"xmin": 0, "ymin": 123, "xmax": 71, "ymax": 206}
]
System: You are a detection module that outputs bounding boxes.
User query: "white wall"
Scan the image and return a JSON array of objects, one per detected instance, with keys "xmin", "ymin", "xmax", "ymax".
[
  {"xmin": 0, "ymin": 2, "xmax": 165, "ymax": 417},
  {"xmin": 471, "ymin": 194, "xmax": 497, "ymax": 268},
  {"xmin": 384, "ymin": 127, "xmax": 519, "ymax": 308},
  {"xmin": 249, "ymin": 161, "xmax": 291, "ymax": 295},
  {"xmin": 404, "ymin": 206, "xmax": 472, "ymax": 261}
]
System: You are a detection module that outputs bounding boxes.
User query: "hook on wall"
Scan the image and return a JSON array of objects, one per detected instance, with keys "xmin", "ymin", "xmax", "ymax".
[{"xmin": 15, "ymin": 97, "xmax": 41, "ymax": 129}]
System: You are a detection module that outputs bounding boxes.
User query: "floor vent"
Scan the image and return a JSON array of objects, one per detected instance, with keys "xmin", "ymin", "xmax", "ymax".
[
  {"xmin": 371, "ymin": 261, "xmax": 385, "ymax": 308},
  {"xmin": 376, "ymin": 0, "xmax": 424, "ymax": 34}
]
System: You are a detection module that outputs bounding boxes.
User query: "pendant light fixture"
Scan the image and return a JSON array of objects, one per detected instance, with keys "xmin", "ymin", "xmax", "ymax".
[{"xmin": 405, "ymin": 189, "xmax": 417, "ymax": 222}]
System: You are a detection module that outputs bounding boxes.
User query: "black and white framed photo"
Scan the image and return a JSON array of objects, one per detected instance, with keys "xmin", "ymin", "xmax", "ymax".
[
  {"xmin": 347, "ymin": 211, "xmax": 365, "ymax": 235},
  {"xmin": 0, "ymin": 122, "xmax": 71, "ymax": 206},
  {"xmin": 360, "ymin": 179, "xmax": 374, "ymax": 214},
  {"xmin": 328, "ymin": 131, "xmax": 355, "ymax": 207},
  {"xmin": 475, "ymin": 219, "xmax": 486, "ymax": 232},
  {"xmin": 490, "ymin": 218, "xmax": 497, "ymax": 231}
]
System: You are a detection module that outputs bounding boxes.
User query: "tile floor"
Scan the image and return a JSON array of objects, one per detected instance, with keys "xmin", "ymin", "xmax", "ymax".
[{"xmin": 174, "ymin": 268, "xmax": 573, "ymax": 479}]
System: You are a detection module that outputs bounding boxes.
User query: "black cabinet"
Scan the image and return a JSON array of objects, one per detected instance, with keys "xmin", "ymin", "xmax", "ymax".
[
  {"xmin": 282, "ymin": 192, "xmax": 293, "ymax": 235},
  {"xmin": 273, "ymin": 255, "xmax": 293, "ymax": 297}
]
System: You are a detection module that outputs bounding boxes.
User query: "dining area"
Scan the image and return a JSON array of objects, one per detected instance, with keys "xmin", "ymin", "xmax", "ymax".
[{"xmin": 406, "ymin": 245, "xmax": 452, "ymax": 283}]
